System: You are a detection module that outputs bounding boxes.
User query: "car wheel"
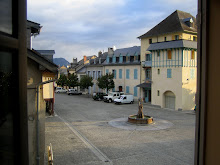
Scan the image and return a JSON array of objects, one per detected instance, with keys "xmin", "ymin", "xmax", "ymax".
[
  {"xmin": 131, "ymin": 101, "xmax": 134, "ymax": 104},
  {"xmin": 109, "ymin": 99, "xmax": 112, "ymax": 103},
  {"xmin": 57, "ymin": 91, "xmax": 60, "ymax": 93}
]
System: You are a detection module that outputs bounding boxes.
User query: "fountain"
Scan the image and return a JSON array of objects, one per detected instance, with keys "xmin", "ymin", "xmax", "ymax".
[{"xmin": 128, "ymin": 98, "xmax": 153, "ymax": 124}]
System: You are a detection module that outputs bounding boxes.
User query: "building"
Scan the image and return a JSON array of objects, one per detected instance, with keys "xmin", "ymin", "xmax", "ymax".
[
  {"xmin": 27, "ymin": 21, "xmax": 58, "ymax": 165},
  {"xmin": 103, "ymin": 46, "xmax": 141, "ymax": 100},
  {"xmin": 138, "ymin": 10, "xmax": 197, "ymax": 110},
  {"xmin": 86, "ymin": 51, "xmax": 107, "ymax": 94}
]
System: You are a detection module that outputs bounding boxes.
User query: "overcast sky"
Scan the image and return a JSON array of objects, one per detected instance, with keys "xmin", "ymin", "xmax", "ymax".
[{"xmin": 27, "ymin": 0, "xmax": 197, "ymax": 62}]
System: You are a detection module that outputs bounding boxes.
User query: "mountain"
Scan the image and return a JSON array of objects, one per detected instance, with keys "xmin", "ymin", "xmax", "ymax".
[{"xmin": 53, "ymin": 58, "xmax": 70, "ymax": 67}]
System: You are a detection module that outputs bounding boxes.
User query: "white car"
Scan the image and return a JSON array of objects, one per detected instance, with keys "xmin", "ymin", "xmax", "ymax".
[
  {"xmin": 103, "ymin": 92, "xmax": 124, "ymax": 103},
  {"xmin": 114, "ymin": 95, "xmax": 134, "ymax": 104},
  {"xmin": 55, "ymin": 87, "xmax": 67, "ymax": 93}
]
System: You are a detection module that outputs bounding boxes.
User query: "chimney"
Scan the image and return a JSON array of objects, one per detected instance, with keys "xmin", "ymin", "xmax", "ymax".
[
  {"xmin": 73, "ymin": 58, "xmax": 77, "ymax": 64},
  {"xmin": 98, "ymin": 51, "xmax": 102, "ymax": 58},
  {"xmin": 108, "ymin": 48, "xmax": 114, "ymax": 55},
  {"xmin": 84, "ymin": 56, "xmax": 87, "ymax": 62}
]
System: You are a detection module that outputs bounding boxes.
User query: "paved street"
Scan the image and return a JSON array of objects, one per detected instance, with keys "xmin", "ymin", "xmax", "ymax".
[{"xmin": 44, "ymin": 93, "xmax": 196, "ymax": 165}]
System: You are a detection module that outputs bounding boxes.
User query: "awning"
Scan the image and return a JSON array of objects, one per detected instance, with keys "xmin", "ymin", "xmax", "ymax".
[{"xmin": 136, "ymin": 82, "xmax": 151, "ymax": 88}]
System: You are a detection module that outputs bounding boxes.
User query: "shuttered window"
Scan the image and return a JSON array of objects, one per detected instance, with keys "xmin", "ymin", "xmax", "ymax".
[
  {"xmin": 167, "ymin": 50, "xmax": 172, "ymax": 59},
  {"xmin": 119, "ymin": 69, "xmax": 122, "ymax": 79},
  {"xmin": 126, "ymin": 69, "xmax": 130, "ymax": 79},
  {"xmin": 126, "ymin": 86, "xmax": 130, "ymax": 93},
  {"xmin": 134, "ymin": 69, "xmax": 138, "ymax": 79},
  {"xmin": 167, "ymin": 69, "xmax": 172, "ymax": 78},
  {"xmin": 134, "ymin": 87, "xmax": 137, "ymax": 96}
]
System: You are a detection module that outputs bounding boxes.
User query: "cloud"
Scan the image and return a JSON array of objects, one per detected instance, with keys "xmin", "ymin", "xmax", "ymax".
[{"xmin": 28, "ymin": 0, "xmax": 198, "ymax": 62}]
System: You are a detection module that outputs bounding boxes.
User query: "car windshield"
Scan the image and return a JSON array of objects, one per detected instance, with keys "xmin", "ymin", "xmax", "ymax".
[{"xmin": 108, "ymin": 93, "xmax": 113, "ymax": 96}]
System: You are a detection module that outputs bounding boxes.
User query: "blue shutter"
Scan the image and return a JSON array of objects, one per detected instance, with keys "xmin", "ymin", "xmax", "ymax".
[
  {"xmin": 126, "ymin": 69, "xmax": 130, "ymax": 79},
  {"xmin": 119, "ymin": 69, "xmax": 122, "ymax": 79},
  {"xmin": 126, "ymin": 86, "xmax": 129, "ymax": 93},
  {"xmin": 134, "ymin": 69, "xmax": 138, "ymax": 79},
  {"xmin": 134, "ymin": 87, "xmax": 137, "ymax": 96},
  {"xmin": 113, "ymin": 56, "xmax": 116, "ymax": 63},
  {"xmin": 167, "ymin": 69, "xmax": 172, "ymax": 78},
  {"xmin": 114, "ymin": 70, "xmax": 117, "ymax": 79},
  {"xmin": 106, "ymin": 56, "xmax": 109, "ymax": 63},
  {"xmin": 119, "ymin": 56, "xmax": 123, "ymax": 63},
  {"xmin": 106, "ymin": 69, "xmax": 109, "ymax": 74}
]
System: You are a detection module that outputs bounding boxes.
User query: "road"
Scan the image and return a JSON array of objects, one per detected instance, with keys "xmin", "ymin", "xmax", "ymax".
[{"xmin": 44, "ymin": 93, "xmax": 195, "ymax": 165}]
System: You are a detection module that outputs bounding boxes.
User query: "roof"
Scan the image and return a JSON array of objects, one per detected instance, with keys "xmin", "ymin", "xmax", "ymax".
[
  {"xmin": 27, "ymin": 20, "xmax": 42, "ymax": 35},
  {"xmin": 138, "ymin": 10, "xmax": 197, "ymax": 39},
  {"xmin": 36, "ymin": 50, "xmax": 55, "ymax": 55},
  {"xmin": 27, "ymin": 49, "xmax": 58, "ymax": 73},
  {"xmin": 108, "ymin": 46, "xmax": 140, "ymax": 57},
  {"xmin": 87, "ymin": 52, "xmax": 108, "ymax": 66},
  {"xmin": 136, "ymin": 83, "xmax": 151, "ymax": 88},
  {"xmin": 147, "ymin": 40, "xmax": 197, "ymax": 51}
]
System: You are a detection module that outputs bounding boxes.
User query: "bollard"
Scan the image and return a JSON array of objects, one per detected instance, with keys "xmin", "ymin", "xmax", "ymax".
[{"xmin": 48, "ymin": 143, "xmax": 53, "ymax": 165}]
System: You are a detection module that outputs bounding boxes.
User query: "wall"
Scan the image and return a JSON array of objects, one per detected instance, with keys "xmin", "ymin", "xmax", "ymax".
[
  {"xmin": 151, "ymin": 67, "xmax": 182, "ymax": 110},
  {"xmin": 27, "ymin": 58, "xmax": 46, "ymax": 165},
  {"xmin": 103, "ymin": 65, "xmax": 141, "ymax": 100},
  {"xmin": 181, "ymin": 67, "xmax": 197, "ymax": 110},
  {"xmin": 42, "ymin": 72, "xmax": 56, "ymax": 99}
]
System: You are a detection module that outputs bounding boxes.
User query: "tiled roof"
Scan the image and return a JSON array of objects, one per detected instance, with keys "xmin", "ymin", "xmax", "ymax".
[
  {"xmin": 108, "ymin": 46, "xmax": 140, "ymax": 57},
  {"xmin": 138, "ymin": 10, "xmax": 197, "ymax": 39},
  {"xmin": 147, "ymin": 40, "xmax": 197, "ymax": 51}
]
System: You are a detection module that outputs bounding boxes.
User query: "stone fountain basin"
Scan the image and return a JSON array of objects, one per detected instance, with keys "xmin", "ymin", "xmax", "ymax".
[{"xmin": 128, "ymin": 115, "xmax": 153, "ymax": 124}]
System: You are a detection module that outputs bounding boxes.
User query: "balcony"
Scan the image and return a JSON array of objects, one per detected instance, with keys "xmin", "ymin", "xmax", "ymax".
[{"xmin": 141, "ymin": 61, "xmax": 152, "ymax": 67}]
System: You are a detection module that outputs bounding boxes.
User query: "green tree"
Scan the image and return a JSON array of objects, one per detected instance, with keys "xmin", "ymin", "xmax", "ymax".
[
  {"xmin": 79, "ymin": 75, "xmax": 93, "ymax": 92},
  {"xmin": 57, "ymin": 74, "xmax": 68, "ymax": 87},
  {"xmin": 97, "ymin": 73, "xmax": 115, "ymax": 93},
  {"xmin": 67, "ymin": 73, "xmax": 79, "ymax": 88}
]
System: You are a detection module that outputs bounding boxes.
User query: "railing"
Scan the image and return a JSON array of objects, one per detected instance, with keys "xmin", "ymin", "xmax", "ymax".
[{"xmin": 141, "ymin": 61, "xmax": 152, "ymax": 67}]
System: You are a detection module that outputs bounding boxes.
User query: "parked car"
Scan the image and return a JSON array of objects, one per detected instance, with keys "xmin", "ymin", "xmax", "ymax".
[
  {"xmin": 55, "ymin": 87, "xmax": 67, "ymax": 93},
  {"xmin": 67, "ymin": 89, "xmax": 82, "ymax": 95},
  {"xmin": 93, "ymin": 92, "xmax": 108, "ymax": 101},
  {"xmin": 103, "ymin": 92, "xmax": 124, "ymax": 103},
  {"xmin": 114, "ymin": 95, "xmax": 134, "ymax": 104}
]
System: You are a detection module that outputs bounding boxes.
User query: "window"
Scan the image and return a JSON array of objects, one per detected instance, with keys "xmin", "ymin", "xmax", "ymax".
[
  {"xmin": 134, "ymin": 87, "xmax": 138, "ymax": 97},
  {"xmin": 119, "ymin": 69, "xmax": 122, "ymax": 79},
  {"xmin": 167, "ymin": 69, "xmax": 172, "ymax": 78},
  {"xmin": 157, "ymin": 51, "xmax": 160, "ymax": 57},
  {"xmin": 167, "ymin": 50, "xmax": 172, "ymax": 59},
  {"xmin": 164, "ymin": 37, "xmax": 167, "ymax": 41},
  {"xmin": 126, "ymin": 69, "xmax": 130, "ymax": 79},
  {"xmin": 191, "ymin": 50, "xmax": 195, "ymax": 59},
  {"xmin": 126, "ymin": 86, "xmax": 130, "ymax": 93},
  {"xmin": 106, "ymin": 56, "xmax": 109, "ymax": 63},
  {"xmin": 126, "ymin": 56, "xmax": 130, "ymax": 62},
  {"xmin": 190, "ymin": 69, "xmax": 195, "ymax": 79},
  {"xmin": 134, "ymin": 69, "xmax": 138, "ymax": 79},
  {"xmin": 109, "ymin": 57, "xmax": 112, "ymax": 63},
  {"xmin": 106, "ymin": 69, "xmax": 109, "ymax": 74},
  {"xmin": 146, "ymin": 69, "xmax": 151, "ymax": 79},
  {"xmin": 193, "ymin": 36, "xmax": 197, "ymax": 41},
  {"xmin": 88, "ymin": 71, "xmax": 90, "ymax": 76},
  {"xmin": 157, "ymin": 90, "xmax": 160, "ymax": 96},
  {"xmin": 93, "ymin": 71, "xmax": 95, "ymax": 79},
  {"xmin": 146, "ymin": 54, "xmax": 151, "ymax": 61},
  {"xmin": 175, "ymin": 35, "xmax": 179, "ymax": 40},
  {"xmin": 112, "ymin": 69, "xmax": 116, "ymax": 79},
  {"xmin": 158, "ymin": 69, "xmax": 160, "ymax": 74},
  {"xmin": 149, "ymin": 38, "xmax": 152, "ymax": 44},
  {"xmin": 112, "ymin": 88, "xmax": 115, "ymax": 92},
  {"xmin": 119, "ymin": 56, "xmax": 123, "ymax": 63}
]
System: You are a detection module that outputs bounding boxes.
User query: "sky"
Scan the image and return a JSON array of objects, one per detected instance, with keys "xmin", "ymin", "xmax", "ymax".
[{"xmin": 27, "ymin": 0, "xmax": 197, "ymax": 62}]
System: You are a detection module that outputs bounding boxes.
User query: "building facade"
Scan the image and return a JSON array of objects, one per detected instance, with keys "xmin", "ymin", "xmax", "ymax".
[
  {"xmin": 138, "ymin": 10, "xmax": 197, "ymax": 110},
  {"xmin": 103, "ymin": 46, "xmax": 141, "ymax": 100}
]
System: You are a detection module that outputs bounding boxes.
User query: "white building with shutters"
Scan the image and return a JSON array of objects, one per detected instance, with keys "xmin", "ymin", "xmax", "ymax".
[
  {"xmin": 86, "ymin": 52, "xmax": 108, "ymax": 94},
  {"xmin": 102, "ymin": 46, "xmax": 141, "ymax": 101}
]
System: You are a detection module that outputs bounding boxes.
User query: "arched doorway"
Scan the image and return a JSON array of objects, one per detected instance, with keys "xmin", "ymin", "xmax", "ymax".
[{"xmin": 164, "ymin": 91, "xmax": 175, "ymax": 110}]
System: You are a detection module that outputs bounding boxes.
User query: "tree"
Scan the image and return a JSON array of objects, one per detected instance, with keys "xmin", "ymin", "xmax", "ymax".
[
  {"xmin": 97, "ymin": 73, "xmax": 115, "ymax": 93},
  {"xmin": 79, "ymin": 75, "xmax": 93, "ymax": 92},
  {"xmin": 67, "ymin": 73, "xmax": 79, "ymax": 88},
  {"xmin": 57, "ymin": 74, "xmax": 68, "ymax": 87}
]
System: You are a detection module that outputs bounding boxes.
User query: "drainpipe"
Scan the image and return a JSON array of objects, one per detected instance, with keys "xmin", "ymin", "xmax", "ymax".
[{"xmin": 36, "ymin": 79, "xmax": 57, "ymax": 165}]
